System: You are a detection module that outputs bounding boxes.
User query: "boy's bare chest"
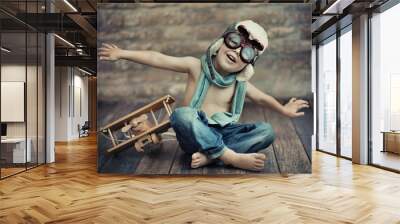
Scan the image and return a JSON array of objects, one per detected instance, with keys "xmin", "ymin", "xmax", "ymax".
[
  {"xmin": 203, "ymin": 83, "xmax": 236, "ymax": 106},
  {"xmin": 184, "ymin": 67, "xmax": 236, "ymax": 114}
]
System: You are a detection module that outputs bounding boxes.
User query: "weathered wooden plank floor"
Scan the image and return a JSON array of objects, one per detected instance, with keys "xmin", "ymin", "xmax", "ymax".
[{"xmin": 132, "ymin": 103, "xmax": 311, "ymax": 175}]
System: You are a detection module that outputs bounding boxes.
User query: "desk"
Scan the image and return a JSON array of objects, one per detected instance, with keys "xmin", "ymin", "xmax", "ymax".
[
  {"xmin": 1, "ymin": 138, "xmax": 31, "ymax": 163},
  {"xmin": 382, "ymin": 131, "xmax": 400, "ymax": 154}
]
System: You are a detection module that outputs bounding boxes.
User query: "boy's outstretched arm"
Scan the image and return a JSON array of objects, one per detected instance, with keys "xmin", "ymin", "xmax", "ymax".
[
  {"xmin": 98, "ymin": 43, "xmax": 199, "ymax": 74},
  {"xmin": 246, "ymin": 82, "xmax": 309, "ymax": 118}
]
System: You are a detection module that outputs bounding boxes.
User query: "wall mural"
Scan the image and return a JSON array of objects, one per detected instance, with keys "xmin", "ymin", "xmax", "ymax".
[{"xmin": 97, "ymin": 3, "xmax": 313, "ymax": 174}]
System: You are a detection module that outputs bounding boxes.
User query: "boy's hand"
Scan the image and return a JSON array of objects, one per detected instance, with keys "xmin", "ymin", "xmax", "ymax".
[
  {"xmin": 99, "ymin": 43, "xmax": 121, "ymax": 61},
  {"xmin": 283, "ymin": 98, "xmax": 309, "ymax": 118}
]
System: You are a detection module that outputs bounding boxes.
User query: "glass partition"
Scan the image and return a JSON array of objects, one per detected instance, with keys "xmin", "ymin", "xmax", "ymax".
[
  {"xmin": 339, "ymin": 28, "xmax": 352, "ymax": 158},
  {"xmin": 317, "ymin": 36, "xmax": 337, "ymax": 154},
  {"xmin": 370, "ymin": 3, "xmax": 400, "ymax": 171},
  {"xmin": 0, "ymin": 1, "xmax": 46, "ymax": 179},
  {"xmin": 1, "ymin": 18, "xmax": 28, "ymax": 178}
]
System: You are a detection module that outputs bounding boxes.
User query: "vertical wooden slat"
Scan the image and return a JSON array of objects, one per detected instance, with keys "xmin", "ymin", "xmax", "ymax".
[
  {"xmin": 163, "ymin": 101, "xmax": 171, "ymax": 116},
  {"xmin": 167, "ymin": 104, "xmax": 173, "ymax": 116},
  {"xmin": 107, "ymin": 129, "xmax": 117, "ymax": 146},
  {"xmin": 150, "ymin": 110, "xmax": 158, "ymax": 125}
]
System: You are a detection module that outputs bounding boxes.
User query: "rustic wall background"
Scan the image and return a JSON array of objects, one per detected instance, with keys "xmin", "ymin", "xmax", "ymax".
[{"xmin": 97, "ymin": 3, "xmax": 311, "ymax": 128}]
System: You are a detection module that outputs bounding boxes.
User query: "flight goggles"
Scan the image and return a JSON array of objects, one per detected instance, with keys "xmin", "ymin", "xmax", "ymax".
[{"xmin": 222, "ymin": 26, "xmax": 263, "ymax": 64}]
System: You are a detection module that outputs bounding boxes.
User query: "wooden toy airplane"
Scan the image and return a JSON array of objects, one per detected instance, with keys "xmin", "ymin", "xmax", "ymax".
[{"xmin": 100, "ymin": 95, "xmax": 175, "ymax": 154}]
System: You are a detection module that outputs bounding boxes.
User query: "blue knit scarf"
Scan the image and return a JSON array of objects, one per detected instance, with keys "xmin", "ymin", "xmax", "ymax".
[{"xmin": 189, "ymin": 47, "xmax": 247, "ymax": 127}]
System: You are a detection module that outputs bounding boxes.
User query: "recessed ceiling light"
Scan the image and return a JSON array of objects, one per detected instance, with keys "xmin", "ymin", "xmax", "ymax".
[
  {"xmin": 54, "ymin": 34, "xmax": 75, "ymax": 48},
  {"xmin": 322, "ymin": 0, "xmax": 355, "ymax": 15},
  {"xmin": 1, "ymin": 47, "xmax": 11, "ymax": 53},
  {"xmin": 63, "ymin": 0, "xmax": 78, "ymax": 12},
  {"xmin": 78, "ymin": 67, "xmax": 93, "ymax": 76}
]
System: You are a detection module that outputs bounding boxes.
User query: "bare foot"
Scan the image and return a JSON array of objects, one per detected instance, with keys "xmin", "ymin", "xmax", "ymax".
[
  {"xmin": 191, "ymin": 152, "xmax": 213, "ymax": 168},
  {"xmin": 219, "ymin": 148, "xmax": 266, "ymax": 171}
]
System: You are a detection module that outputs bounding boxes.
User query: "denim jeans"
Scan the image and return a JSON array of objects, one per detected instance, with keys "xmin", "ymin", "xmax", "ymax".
[{"xmin": 170, "ymin": 107, "xmax": 276, "ymax": 159}]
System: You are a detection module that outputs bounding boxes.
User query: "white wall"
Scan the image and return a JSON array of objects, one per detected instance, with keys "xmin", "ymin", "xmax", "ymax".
[
  {"xmin": 54, "ymin": 67, "xmax": 89, "ymax": 141},
  {"xmin": 72, "ymin": 73, "xmax": 89, "ymax": 138},
  {"xmin": 55, "ymin": 67, "xmax": 69, "ymax": 141},
  {"xmin": 1, "ymin": 82, "xmax": 25, "ymax": 122},
  {"xmin": 1, "ymin": 65, "xmax": 35, "ymax": 137}
]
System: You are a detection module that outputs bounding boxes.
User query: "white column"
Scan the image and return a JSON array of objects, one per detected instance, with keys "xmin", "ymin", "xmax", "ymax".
[
  {"xmin": 352, "ymin": 14, "xmax": 369, "ymax": 164},
  {"xmin": 46, "ymin": 1, "xmax": 55, "ymax": 163}
]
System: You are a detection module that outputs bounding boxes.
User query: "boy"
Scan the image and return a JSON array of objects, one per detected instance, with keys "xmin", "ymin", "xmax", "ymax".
[{"xmin": 99, "ymin": 20, "xmax": 309, "ymax": 171}]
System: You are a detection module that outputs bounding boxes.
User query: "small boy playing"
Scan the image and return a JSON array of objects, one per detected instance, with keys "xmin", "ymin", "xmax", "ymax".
[{"xmin": 99, "ymin": 20, "xmax": 309, "ymax": 171}]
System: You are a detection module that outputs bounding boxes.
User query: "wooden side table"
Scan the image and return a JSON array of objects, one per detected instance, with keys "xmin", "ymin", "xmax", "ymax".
[{"xmin": 382, "ymin": 131, "xmax": 400, "ymax": 154}]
